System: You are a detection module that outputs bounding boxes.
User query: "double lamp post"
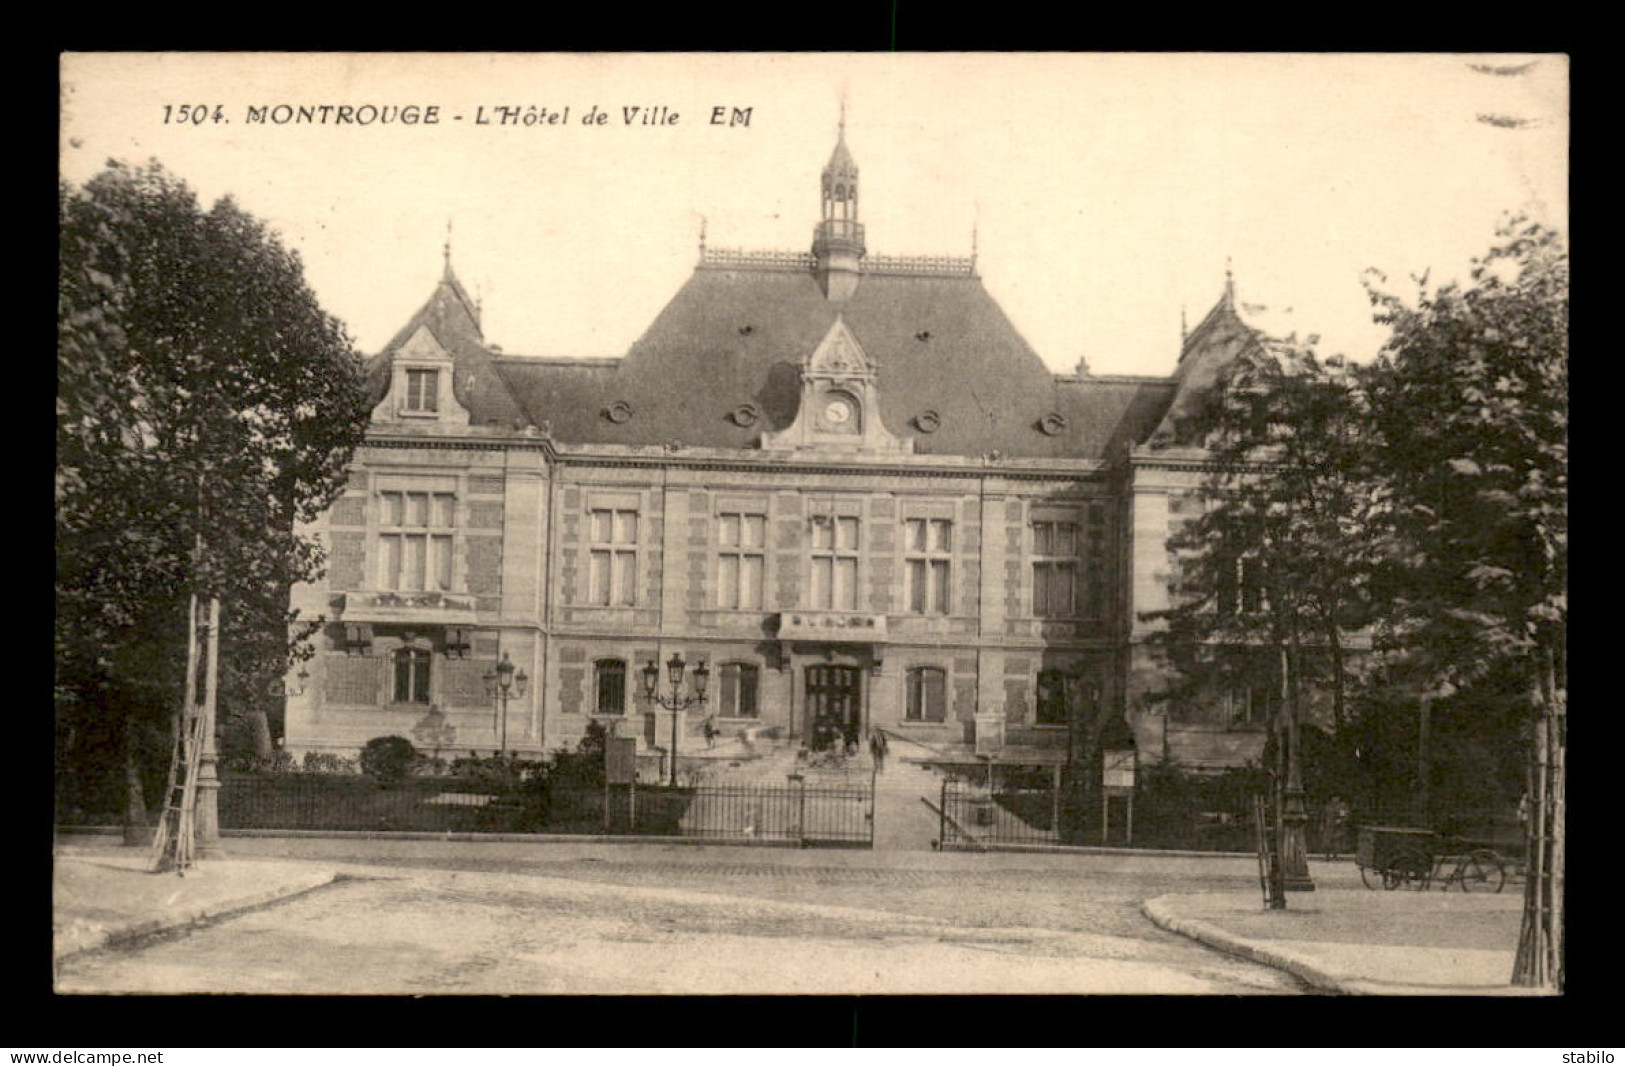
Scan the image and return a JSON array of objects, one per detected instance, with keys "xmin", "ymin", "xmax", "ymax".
[
  {"xmin": 642, "ymin": 653, "xmax": 709, "ymax": 786},
  {"xmin": 484, "ymin": 651, "xmax": 528, "ymax": 756}
]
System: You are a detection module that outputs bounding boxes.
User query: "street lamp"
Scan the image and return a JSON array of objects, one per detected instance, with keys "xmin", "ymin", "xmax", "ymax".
[
  {"xmin": 483, "ymin": 651, "xmax": 528, "ymax": 756},
  {"xmin": 642, "ymin": 653, "xmax": 709, "ymax": 786}
]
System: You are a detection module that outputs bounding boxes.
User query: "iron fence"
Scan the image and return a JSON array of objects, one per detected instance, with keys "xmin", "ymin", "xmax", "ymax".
[
  {"xmin": 216, "ymin": 774, "xmax": 872, "ymax": 847},
  {"xmin": 938, "ymin": 780, "xmax": 1062, "ymax": 849}
]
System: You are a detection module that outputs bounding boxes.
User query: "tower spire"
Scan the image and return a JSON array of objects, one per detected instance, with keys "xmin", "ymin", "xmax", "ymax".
[
  {"xmin": 1224, "ymin": 257, "xmax": 1236, "ymax": 307},
  {"xmin": 443, "ymin": 219, "xmax": 454, "ymax": 277},
  {"xmin": 813, "ymin": 100, "xmax": 865, "ymax": 301}
]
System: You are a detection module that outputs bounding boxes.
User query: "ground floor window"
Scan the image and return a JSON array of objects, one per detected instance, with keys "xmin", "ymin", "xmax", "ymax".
[
  {"xmin": 717, "ymin": 662, "xmax": 759, "ymax": 718},
  {"xmin": 393, "ymin": 647, "xmax": 431, "ymax": 704},
  {"xmin": 1035, "ymin": 668, "xmax": 1068, "ymax": 725},
  {"xmin": 905, "ymin": 667, "xmax": 947, "ymax": 722},
  {"xmin": 595, "ymin": 658, "xmax": 627, "ymax": 714}
]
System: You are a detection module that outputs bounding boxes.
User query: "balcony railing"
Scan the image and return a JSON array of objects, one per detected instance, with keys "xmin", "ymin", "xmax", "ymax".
[{"xmin": 337, "ymin": 590, "xmax": 480, "ymax": 624}]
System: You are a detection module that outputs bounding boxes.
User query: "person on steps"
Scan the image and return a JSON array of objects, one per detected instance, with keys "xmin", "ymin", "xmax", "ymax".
[{"xmin": 869, "ymin": 729, "xmax": 888, "ymax": 774}]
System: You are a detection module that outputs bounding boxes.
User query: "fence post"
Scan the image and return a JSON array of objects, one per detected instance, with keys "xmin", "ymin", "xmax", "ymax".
[
  {"xmin": 939, "ymin": 777, "xmax": 948, "ymax": 849},
  {"xmin": 867, "ymin": 762, "xmax": 877, "ymax": 848},
  {"xmin": 787, "ymin": 773, "xmax": 805, "ymax": 845},
  {"xmin": 798, "ymin": 777, "xmax": 807, "ymax": 847}
]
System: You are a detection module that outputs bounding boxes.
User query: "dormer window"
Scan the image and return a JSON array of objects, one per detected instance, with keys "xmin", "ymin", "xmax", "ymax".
[{"xmin": 405, "ymin": 369, "xmax": 440, "ymax": 413}]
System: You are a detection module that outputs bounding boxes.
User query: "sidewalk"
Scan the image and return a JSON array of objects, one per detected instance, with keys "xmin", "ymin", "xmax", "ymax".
[
  {"xmin": 53, "ymin": 846, "xmax": 338, "ymax": 965},
  {"xmin": 1144, "ymin": 887, "xmax": 1546, "ymax": 995},
  {"xmin": 56, "ymin": 834, "xmax": 1553, "ymax": 996}
]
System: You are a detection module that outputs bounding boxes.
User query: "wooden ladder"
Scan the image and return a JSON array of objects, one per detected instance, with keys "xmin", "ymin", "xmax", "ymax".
[
  {"xmin": 1254, "ymin": 794, "xmax": 1286, "ymax": 909},
  {"xmin": 149, "ymin": 710, "xmax": 206, "ymax": 875}
]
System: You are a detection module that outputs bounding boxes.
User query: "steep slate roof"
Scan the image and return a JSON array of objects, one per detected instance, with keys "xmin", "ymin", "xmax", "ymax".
[
  {"xmin": 367, "ymin": 262, "xmax": 531, "ymax": 429},
  {"xmin": 493, "ymin": 263, "xmax": 1176, "ymax": 460},
  {"xmin": 1148, "ymin": 277, "xmax": 1277, "ymax": 446}
]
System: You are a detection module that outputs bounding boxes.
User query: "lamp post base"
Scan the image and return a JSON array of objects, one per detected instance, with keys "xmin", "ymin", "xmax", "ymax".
[{"xmin": 1280, "ymin": 787, "xmax": 1315, "ymax": 892}]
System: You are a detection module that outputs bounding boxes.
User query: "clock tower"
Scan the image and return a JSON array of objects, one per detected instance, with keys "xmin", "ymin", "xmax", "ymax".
[{"xmin": 761, "ymin": 315, "xmax": 911, "ymax": 454}]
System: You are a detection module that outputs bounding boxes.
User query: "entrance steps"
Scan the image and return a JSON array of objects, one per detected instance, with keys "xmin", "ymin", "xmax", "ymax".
[{"xmin": 691, "ymin": 732, "xmax": 949, "ymax": 849}]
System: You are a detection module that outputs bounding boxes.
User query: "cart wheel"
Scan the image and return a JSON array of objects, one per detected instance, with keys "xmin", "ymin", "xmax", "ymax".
[
  {"xmin": 1359, "ymin": 862, "xmax": 1385, "ymax": 890},
  {"xmin": 1389, "ymin": 846, "xmax": 1433, "ymax": 891},
  {"xmin": 1460, "ymin": 849, "xmax": 1506, "ymax": 894}
]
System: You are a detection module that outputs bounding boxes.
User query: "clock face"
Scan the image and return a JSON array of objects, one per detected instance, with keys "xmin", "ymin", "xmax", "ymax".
[{"xmin": 823, "ymin": 397, "xmax": 854, "ymax": 425}]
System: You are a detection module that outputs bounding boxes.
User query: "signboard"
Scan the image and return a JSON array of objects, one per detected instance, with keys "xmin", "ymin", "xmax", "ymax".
[
  {"xmin": 777, "ymin": 611, "xmax": 888, "ymax": 641},
  {"xmin": 605, "ymin": 737, "xmax": 638, "ymax": 784},
  {"xmin": 1103, "ymin": 750, "xmax": 1137, "ymax": 789}
]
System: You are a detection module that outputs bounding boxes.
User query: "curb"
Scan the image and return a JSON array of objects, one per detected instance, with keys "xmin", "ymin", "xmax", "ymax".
[
  {"xmin": 944, "ymin": 839, "xmax": 1259, "ymax": 860},
  {"xmin": 54, "ymin": 868, "xmax": 340, "ymax": 964},
  {"xmin": 1141, "ymin": 894, "xmax": 1350, "ymax": 994},
  {"xmin": 59, "ymin": 825, "xmax": 1280, "ymax": 859},
  {"xmin": 221, "ymin": 828, "xmax": 809, "ymax": 847},
  {"xmin": 59, "ymin": 827, "xmax": 820, "ymax": 849},
  {"xmin": 1139, "ymin": 895, "xmax": 1547, "ymax": 997}
]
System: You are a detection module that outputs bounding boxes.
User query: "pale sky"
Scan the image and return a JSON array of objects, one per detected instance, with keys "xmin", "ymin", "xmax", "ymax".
[{"xmin": 60, "ymin": 53, "xmax": 1567, "ymax": 377}]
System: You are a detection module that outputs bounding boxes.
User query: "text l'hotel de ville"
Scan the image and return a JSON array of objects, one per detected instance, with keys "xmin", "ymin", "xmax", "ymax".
[{"xmin": 161, "ymin": 103, "xmax": 754, "ymax": 128}]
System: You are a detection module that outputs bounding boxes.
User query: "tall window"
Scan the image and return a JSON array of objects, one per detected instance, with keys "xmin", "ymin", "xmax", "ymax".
[
  {"xmin": 1216, "ymin": 553, "xmax": 1267, "ymax": 616},
  {"xmin": 1222, "ymin": 683, "xmax": 1274, "ymax": 726},
  {"xmin": 810, "ymin": 515, "xmax": 860, "ymax": 610},
  {"xmin": 1032, "ymin": 520, "xmax": 1078, "ymax": 617},
  {"xmin": 1083, "ymin": 502, "xmax": 1108, "ymax": 618},
  {"xmin": 378, "ymin": 491, "xmax": 455, "ymax": 592},
  {"xmin": 594, "ymin": 659, "xmax": 627, "ymax": 715},
  {"xmin": 717, "ymin": 662, "xmax": 759, "ymax": 718},
  {"xmin": 393, "ymin": 647, "xmax": 432, "ymax": 704},
  {"xmin": 589, "ymin": 509, "xmax": 639, "ymax": 607},
  {"xmin": 905, "ymin": 667, "xmax": 947, "ymax": 722},
  {"xmin": 904, "ymin": 518, "xmax": 952, "ymax": 615},
  {"xmin": 1035, "ymin": 668, "xmax": 1069, "ymax": 726},
  {"xmin": 717, "ymin": 513, "xmax": 766, "ymax": 610},
  {"xmin": 404, "ymin": 368, "xmax": 439, "ymax": 413}
]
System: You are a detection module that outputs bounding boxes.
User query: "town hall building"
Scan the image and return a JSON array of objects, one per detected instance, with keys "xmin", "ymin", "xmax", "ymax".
[{"xmin": 284, "ymin": 120, "xmax": 1291, "ymax": 776}]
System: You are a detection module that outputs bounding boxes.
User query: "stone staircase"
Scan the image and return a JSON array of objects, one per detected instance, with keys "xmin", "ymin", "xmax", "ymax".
[{"xmin": 687, "ymin": 731, "xmax": 949, "ymax": 849}]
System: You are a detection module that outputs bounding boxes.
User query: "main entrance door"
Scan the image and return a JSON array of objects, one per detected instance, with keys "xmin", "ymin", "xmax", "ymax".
[{"xmin": 805, "ymin": 665, "xmax": 862, "ymax": 752}]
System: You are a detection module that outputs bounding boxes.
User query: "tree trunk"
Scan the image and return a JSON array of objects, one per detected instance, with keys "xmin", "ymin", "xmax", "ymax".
[
  {"xmin": 241, "ymin": 707, "xmax": 274, "ymax": 758},
  {"xmin": 1417, "ymin": 695, "xmax": 1431, "ymax": 826},
  {"xmin": 1513, "ymin": 642, "xmax": 1564, "ymax": 989},
  {"xmin": 1325, "ymin": 619, "xmax": 1346, "ymax": 736},
  {"xmin": 120, "ymin": 706, "xmax": 149, "ymax": 847}
]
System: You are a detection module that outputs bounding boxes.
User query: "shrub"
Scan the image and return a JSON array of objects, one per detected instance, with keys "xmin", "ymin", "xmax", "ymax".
[
  {"xmin": 302, "ymin": 751, "xmax": 354, "ymax": 774},
  {"xmin": 359, "ymin": 736, "xmax": 418, "ymax": 786}
]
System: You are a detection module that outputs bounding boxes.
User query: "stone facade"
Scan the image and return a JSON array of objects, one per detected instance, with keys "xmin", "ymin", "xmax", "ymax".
[{"xmin": 285, "ymin": 128, "xmax": 1304, "ymax": 772}]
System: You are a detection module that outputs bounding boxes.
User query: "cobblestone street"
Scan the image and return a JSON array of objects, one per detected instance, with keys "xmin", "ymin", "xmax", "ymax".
[{"xmin": 56, "ymin": 837, "xmax": 1317, "ymax": 995}]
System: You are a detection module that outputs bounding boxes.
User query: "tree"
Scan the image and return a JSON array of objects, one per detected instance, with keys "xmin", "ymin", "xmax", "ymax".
[
  {"xmin": 1147, "ymin": 335, "xmax": 1379, "ymax": 893},
  {"xmin": 57, "ymin": 160, "xmax": 371, "ymax": 835},
  {"xmin": 1364, "ymin": 217, "xmax": 1567, "ymax": 989}
]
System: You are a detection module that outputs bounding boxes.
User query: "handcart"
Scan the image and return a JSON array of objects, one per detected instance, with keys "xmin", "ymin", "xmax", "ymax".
[{"xmin": 1355, "ymin": 825, "xmax": 1506, "ymax": 892}]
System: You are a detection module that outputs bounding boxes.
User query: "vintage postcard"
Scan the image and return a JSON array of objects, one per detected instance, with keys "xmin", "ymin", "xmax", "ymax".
[{"xmin": 56, "ymin": 52, "xmax": 1567, "ymax": 997}]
